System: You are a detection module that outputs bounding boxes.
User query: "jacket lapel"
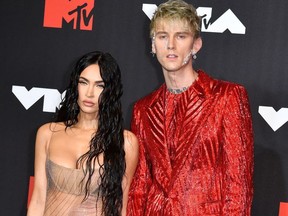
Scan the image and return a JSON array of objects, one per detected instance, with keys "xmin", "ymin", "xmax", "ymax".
[{"xmin": 145, "ymin": 85, "xmax": 173, "ymax": 189}]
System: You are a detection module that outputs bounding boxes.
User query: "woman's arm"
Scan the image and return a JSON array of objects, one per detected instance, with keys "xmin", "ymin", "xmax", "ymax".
[
  {"xmin": 121, "ymin": 130, "xmax": 139, "ymax": 216},
  {"xmin": 27, "ymin": 123, "xmax": 52, "ymax": 216}
]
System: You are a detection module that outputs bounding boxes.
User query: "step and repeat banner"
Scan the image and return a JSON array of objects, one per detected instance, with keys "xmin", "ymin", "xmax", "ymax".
[{"xmin": 1, "ymin": 0, "xmax": 288, "ymax": 215}]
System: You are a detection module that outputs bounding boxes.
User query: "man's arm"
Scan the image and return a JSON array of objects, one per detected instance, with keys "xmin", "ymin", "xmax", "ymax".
[{"xmin": 222, "ymin": 85, "xmax": 254, "ymax": 215}]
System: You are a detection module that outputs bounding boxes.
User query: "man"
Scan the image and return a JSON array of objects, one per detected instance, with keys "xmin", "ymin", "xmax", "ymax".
[{"xmin": 128, "ymin": 0, "xmax": 254, "ymax": 215}]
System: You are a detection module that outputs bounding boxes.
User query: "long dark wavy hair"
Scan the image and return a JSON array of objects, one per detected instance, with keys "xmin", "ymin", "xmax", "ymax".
[{"xmin": 56, "ymin": 51, "xmax": 125, "ymax": 216}]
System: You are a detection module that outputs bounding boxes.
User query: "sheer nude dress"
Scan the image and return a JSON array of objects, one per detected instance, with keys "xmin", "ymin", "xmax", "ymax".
[{"xmin": 44, "ymin": 158, "xmax": 102, "ymax": 216}]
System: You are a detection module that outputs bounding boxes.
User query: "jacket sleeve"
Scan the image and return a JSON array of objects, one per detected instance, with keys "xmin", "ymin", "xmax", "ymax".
[
  {"xmin": 127, "ymin": 102, "xmax": 152, "ymax": 216},
  {"xmin": 222, "ymin": 85, "xmax": 254, "ymax": 215}
]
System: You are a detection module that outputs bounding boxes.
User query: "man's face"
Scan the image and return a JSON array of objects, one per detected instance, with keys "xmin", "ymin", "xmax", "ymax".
[{"xmin": 152, "ymin": 19, "xmax": 201, "ymax": 74}]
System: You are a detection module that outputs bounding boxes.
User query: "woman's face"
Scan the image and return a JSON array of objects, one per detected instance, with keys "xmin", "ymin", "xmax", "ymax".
[{"xmin": 77, "ymin": 64, "xmax": 104, "ymax": 115}]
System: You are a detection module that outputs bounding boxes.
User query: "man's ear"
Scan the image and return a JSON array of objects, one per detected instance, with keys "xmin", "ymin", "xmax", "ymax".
[{"xmin": 192, "ymin": 37, "xmax": 202, "ymax": 54}]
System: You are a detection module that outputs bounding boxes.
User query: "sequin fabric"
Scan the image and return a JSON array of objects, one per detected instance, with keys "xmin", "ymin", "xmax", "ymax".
[
  {"xmin": 127, "ymin": 71, "xmax": 254, "ymax": 216},
  {"xmin": 44, "ymin": 159, "xmax": 102, "ymax": 216}
]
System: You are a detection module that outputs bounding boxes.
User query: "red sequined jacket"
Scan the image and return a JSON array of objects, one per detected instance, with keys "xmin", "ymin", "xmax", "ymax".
[{"xmin": 127, "ymin": 71, "xmax": 254, "ymax": 216}]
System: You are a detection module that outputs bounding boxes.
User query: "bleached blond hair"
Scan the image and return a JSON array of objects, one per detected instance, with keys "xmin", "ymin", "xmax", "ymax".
[{"xmin": 150, "ymin": 0, "xmax": 201, "ymax": 38}]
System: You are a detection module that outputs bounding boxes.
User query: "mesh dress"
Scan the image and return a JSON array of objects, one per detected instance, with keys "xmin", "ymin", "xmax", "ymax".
[{"xmin": 44, "ymin": 158, "xmax": 102, "ymax": 216}]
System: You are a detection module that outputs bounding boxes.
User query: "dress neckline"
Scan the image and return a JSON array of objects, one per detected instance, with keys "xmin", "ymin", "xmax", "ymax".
[{"xmin": 47, "ymin": 158, "xmax": 84, "ymax": 172}]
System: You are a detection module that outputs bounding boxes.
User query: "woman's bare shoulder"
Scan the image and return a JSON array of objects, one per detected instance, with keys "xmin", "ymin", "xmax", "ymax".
[
  {"xmin": 37, "ymin": 122, "xmax": 65, "ymax": 138},
  {"xmin": 124, "ymin": 130, "xmax": 138, "ymax": 144},
  {"xmin": 123, "ymin": 130, "xmax": 139, "ymax": 155}
]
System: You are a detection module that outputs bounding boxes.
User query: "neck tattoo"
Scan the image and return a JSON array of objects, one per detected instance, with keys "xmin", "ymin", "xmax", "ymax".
[{"xmin": 167, "ymin": 86, "xmax": 190, "ymax": 94}]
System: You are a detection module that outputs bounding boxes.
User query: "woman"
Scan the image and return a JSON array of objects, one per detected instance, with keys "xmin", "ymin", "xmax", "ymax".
[{"xmin": 27, "ymin": 51, "xmax": 139, "ymax": 216}]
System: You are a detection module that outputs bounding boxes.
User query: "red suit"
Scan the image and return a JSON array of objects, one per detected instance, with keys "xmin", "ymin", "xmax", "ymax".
[{"xmin": 128, "ymin": 71, "xmax": 254, "ymax": 216}]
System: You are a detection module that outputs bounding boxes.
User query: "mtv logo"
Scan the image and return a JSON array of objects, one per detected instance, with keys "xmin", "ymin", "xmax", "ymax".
[
  {"xmin": 279, "ymin": 202, "xmax": 288, "ymax": 216},
  {"xmin": 12, "ymin": 85, "xmax": 65, "ymax": 113},
  {"xmin": 142, "ymin": 4, "xmax": 246, "ymax": 34},
  {"xmin": 43, "ymin": 0, "xmax": 94, "ymax": 30},
  {"xmin": 258, "ymin": 106, "xmax": 288, "ymax": 131}
]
